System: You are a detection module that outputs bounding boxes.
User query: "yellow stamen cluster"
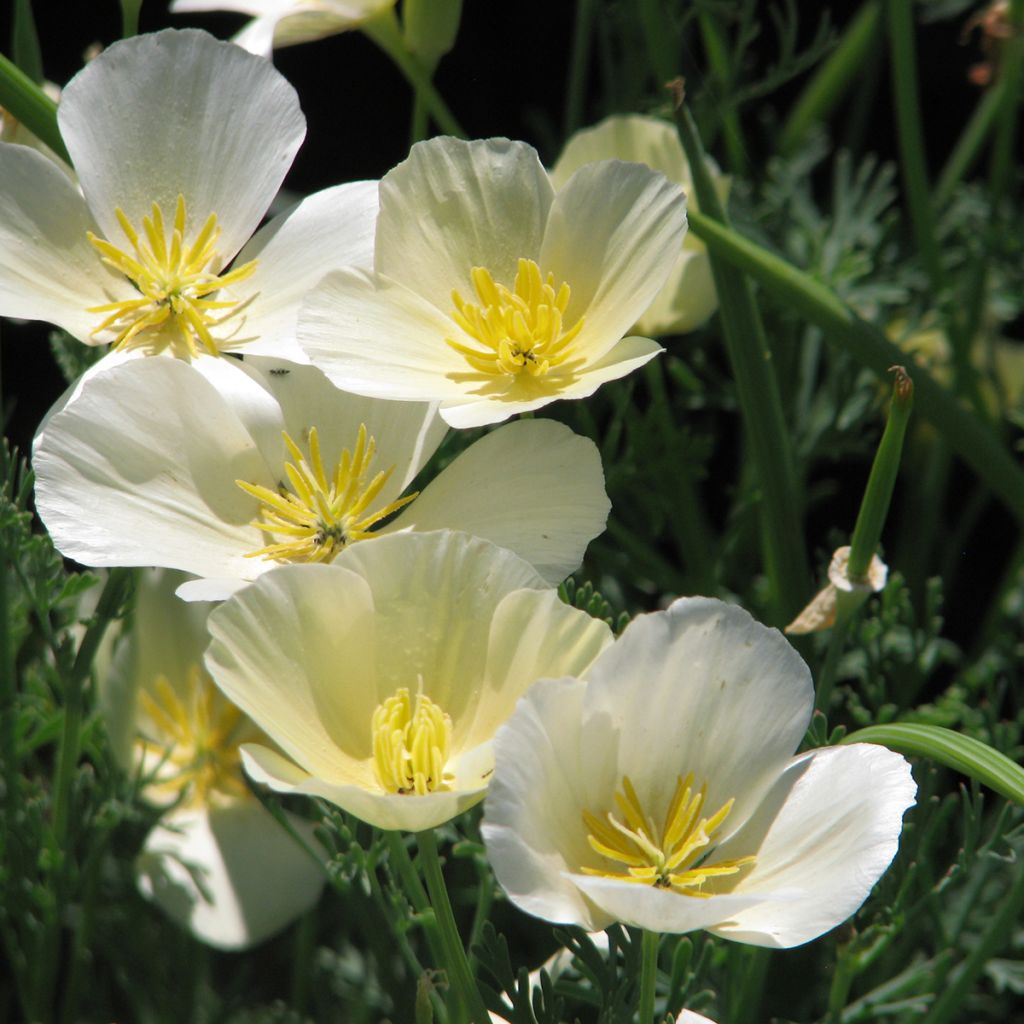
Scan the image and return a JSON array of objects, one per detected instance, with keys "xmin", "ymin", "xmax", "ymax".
[
  {"xmin": 237, "ymin": 424, "xmax": 417, "ymax": 564},
  {"xmin": 448, "ymin": 258, "xmax": 586, "ymax": 379},
  {"xmin": 372, "ymin": 688, "xmax": 453, "ymax": 796},
  {"xmin": 582, "ymin": 774, "xmax": 755, "ymax": 897},
  {"xmin": 87, "ymin": 194, "xmax": 257, "ymax": 357},
  {"xmin": 135, "ymin": 664, "xmax": 253, "ymax": 808}
]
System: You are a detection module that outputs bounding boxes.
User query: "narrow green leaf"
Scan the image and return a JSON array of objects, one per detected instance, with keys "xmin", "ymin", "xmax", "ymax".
[
  {"xmin": 12, "ymin": 0, "xmax": 44, "ymax": 84},
  {"xmin": 843, "ymin": 723, "xmax": 1024, "ymax": 805},
  {"xmin": 0, "ymin": 50, "xmax": 68, "ymax": 162}
]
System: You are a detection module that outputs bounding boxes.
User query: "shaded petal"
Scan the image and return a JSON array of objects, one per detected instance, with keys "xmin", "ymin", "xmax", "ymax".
[
  {"xmin": 540, "ymin": 160, "xmax": 686, "ymax": 359},
  {"xmin": 706, "ymin": 744, "xmax": 916, "ymax": 948},
  {"xmin": 387, "ymin": 418, "xmax": 610, "ymax": 583},
  {"xmin": 32, "ymin": 357, "xmax": 281, "ymax": 580},
  {"xmin": 579, "ymin": 598, "xmax": 813, "ymax": 838},
  {"xmin": 242, "ymin": 743, "xmax": 486, "ymax": 832},
  {"xmin": 136, "ymin": 801, "xmax": 324, "ymax": 950},
  {"xmin": 298, "ymin": 268, "xmax": 471, "ymax": 400},
  {"xmin": 376, "ymin": 136, "xmax": 554, "ymax": 308},
  {"xmin": 59, "ymin": 29, "xmax": 304, "ymax": 261},
  {"xmin": 635, "ymin": 246, "xmax": 718, "ymax": 337},
  {"xmin": 0, "ymin": 143, "xmax": 130, "ymax": 339},
  {"xmin": 234, "ymin": 181, "xmax": 379, "ymax": 361}
]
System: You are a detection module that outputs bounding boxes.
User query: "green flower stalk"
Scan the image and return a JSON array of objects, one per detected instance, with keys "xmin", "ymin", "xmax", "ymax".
[{"xmin": 0, "ymin": 52, "xmax": 68, "ymax": 162}]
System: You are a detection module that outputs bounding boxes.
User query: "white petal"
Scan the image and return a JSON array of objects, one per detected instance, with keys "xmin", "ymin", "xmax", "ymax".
[
  {"xmin": 0, "ymin": 143, "xmax": 130, "ymax": 340},
  {"xmin": 540, "ymin": 160, "xmax": 686, "ymax": 359},
  {"xmin": 242, "ymin": 743, "xmax": 486, "ymax": 832},
  {"xmin": 206, "ymin": 563, "xmax": 380, "ymax": 783},
  {"xmin": 483, "ymin": 677, "xmax": 605, "ymax": 930},
  {"xmin": 136, "ymin": 801, "xmax": 324, "ymax": 950},
  {"xmin": 175, "ymin": 577, "xmax": 250, "ymax": 602},
  {"xmin": 234, "ymin": 181, "xmax": 379, "ymax": 361},
  {"xmin": 706, "ymin": 744, "xmax": 916, "ymax": 948},
  {"xmin": 376, "ymin": 136, "xmax": 554, "ymax": 308},
  {"xmin": 299, "ymin": 269, "xmax": 471, "ymax": 400},
  {"xmin": 59, "ymin": 29, "xmax": 304, "ymax": 261},
  {"xmin": 32, "ymin": 356, "xmax": 281, "ymax": 580},
  {"xmin": 387, "ymin": 418, "xmax": 609, "ymax": 583},
  {"xmin": 579, "ymin": 597, "xmax": 813, "ymax": 837},
  {"xmin": 635, "ymin": 245, "xmax": 718, "ymax": 336}
]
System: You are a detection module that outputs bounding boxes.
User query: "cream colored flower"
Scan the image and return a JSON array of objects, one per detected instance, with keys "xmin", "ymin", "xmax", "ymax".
[
  {"xmin": 0, "ymin": 29, "xmax": 377, "ymax": 362},
  {"xmin": 483, "ymin": 597, "xmax": 916, "ymax": 947},
  {"xmin": 785, "ymin": 545, "xmax": 889, "ymax": 635},
  {"xmin": 204, "ymin": 530, "xmax": 615, "ymax": 832},
  {"xmin": 551, "ymin": 114, "xmax": 727, "ymax": 336},
  {"xmin": 105, "ymin": 569, "xmax": 324, "ymax": 949},
  {"xmin": 33, "ymin": 356, "xmax": 609, "ymax": 600},
  {"xmin": 297, "ymin": 136, "xmax": 687, "ymax": 427}
]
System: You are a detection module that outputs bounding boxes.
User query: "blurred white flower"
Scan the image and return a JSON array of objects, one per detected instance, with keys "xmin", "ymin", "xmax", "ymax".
[
  {"xmin": 297, "ymin": 135, "xmax": 687, "ymax": 427},
  {"xmin": 171, "ymin": 0, "xmax": 396, "ymax": 57},
  {"xmin": 552, "ymin": 114, "xmax": 728, "ymax": 336},
  {"xmin": 106, "ymin": 570, "xmax": 324, "ymax": 949},
  {"xmin": 483, "ymin": 597, "xmax": 916, "ymax": 947},
  {"xmin": 0, "ymin": 29, "xmax": 376, "ymax": 361},
  {"xmin": 204, "ymin": 530, "xmax": 615, "ymax": 832},
  {"xmin": 33, "ymin": 356, "xmax": 609, "ymax": 600},
  {"xmin": 785, "ymin": 545, "xmax": 889, "ymax": 635}
]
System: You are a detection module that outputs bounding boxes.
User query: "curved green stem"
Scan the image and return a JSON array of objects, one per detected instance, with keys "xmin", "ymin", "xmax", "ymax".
[
  {"xmin": 0, "ymin": 51, "xmax": 69, "ymax": 162},
  {"xmin": 638, "ymin": 929, "xmax": 660, "ymax": 1023},
  {"xmin": 363, "ymin": 9, "xmax": 465, "ymax": 138},
  {"xmin": 416, "ymin": 830, "xmax": 491, "ymax": 1024}
]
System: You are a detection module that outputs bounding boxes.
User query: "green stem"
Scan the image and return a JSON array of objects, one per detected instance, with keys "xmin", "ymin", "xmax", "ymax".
[
  {"xmin": 814, "ymin": 610, "xmax": 854, "ymax": 716},
  {"xmin": 638, "ymin": 929, "xmax": 660, "ymax": 1023},
  {"xmin": 384, "ymin": 830, "xmax": 449, "ymax": 973},
  {"xmin": 564, "ymin": 0, "xmax": 597, "ymax": 136},
  {"xmin": 362, "ymin": 9, "xmax": 465, "ymax": 138},
  {"xmin": 685, "ymin": 210, "xmax": 1024, "ymax": 528},
  {"xmin": 415, "ymin": 830, "xmax": 491, "ymax": 1024},
  {"xmin": 780, "ymin": 0, "xmax": 882, "ymax": 156},
  {"xmin": 12, "ymin": 0, "xmax": 43, "ymax": 83},
  {"xmin": 827, "ymin": 939, "xmax": 857, "ymax": 1023},
  {"xmin": 120, "ymin": 0, "xmax": 143, "ymax": 38},
  {"xmin": 697, "ymin": 14, "xmax": 747, "ymax": 174},
  {"xmin": 0, "ymin": 51, "xmax": 69, "ymax": 162}
]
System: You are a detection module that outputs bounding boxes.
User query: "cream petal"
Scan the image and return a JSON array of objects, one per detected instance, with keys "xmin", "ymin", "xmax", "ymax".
[
  {"xmin": 135, "ymin": 802, "xmax": 324, "ymax": 950},
  {"xmin": 232, "ymin": 181, "xmax": 379, "ymax": 360},
  {"xmin": 483, "ymin": 677, "xmax": 605, "ymax": 930},
  {"xmin": 59, "ymin": 29, "xmax": 304, "ymax": 261},
  {"xmin": 579, "ymin": 598, "xmax": 814, "ymax": 838},
  {"xmin": 635, "ymin": 245, "xmax": 718, "ymax": 337},
  {"xmin": 706, "ymin": 744, "xmax": 916, "ymax": 948},
  {"xmin": 0, "ymin": 143, "xmax": 131, "ymax": 340},
  {"xmin": 298, "ymin": 268, "xmax": 471, "ymax": 400},
  {"xmin": 244, "ymin": 356, "xmax": 446, "ymax": 503},
  {"xmin": 206, "ymin": 564, "xmax": 380, "ymax": 783},
  {"xmin": 32, "ymin": 357, "xmax": 281, "ymax": 580},
  {"xmin": 376, "ymin": 136, "xmax": 554, "ymax": 308},
  {"xmin": 175, "ymin": 577, "xmax": 250, "ymax": 602},
  {"xmin": 241, "ymin": 744, "xmax": 486, "ymax": 832},
  {"xmin": 539, "ymin": 160, "xmax": 686, "ymax": 360},
  {"xmin": 386, "ymin": 418, "xmax": 610, "ymax": 583}
]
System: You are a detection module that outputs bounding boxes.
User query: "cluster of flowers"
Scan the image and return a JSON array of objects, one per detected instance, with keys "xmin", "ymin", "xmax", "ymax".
[{"xmin": 3, "ymin": 24, "xmax": 915, "ymax": 991}]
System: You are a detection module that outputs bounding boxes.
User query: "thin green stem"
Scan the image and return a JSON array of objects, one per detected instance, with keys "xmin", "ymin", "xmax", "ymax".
[
  {"xmin": 685, "ymin": 210, "xmax": 1024, "ymax": 528},
  {"xmin": 827, "ymin": 939, "xmax": 857, "ymax": 1023},
  {"xmin": 638, "ymin": 929, "xmax": 660, "ymax": 1023},
  {"xmin": 0, "ymin": 51, "xmax": 69, "ymax": 162},
  {"xmin": 781, "ymin": 0, "xmax": 882, "ymax": 156},
  {"xmin": 12, "ymin": 0, "xmax": 43, "ymax": 83},
  {"xmin": 363, "ymin": 9, "xmax": 465, "ymax": 138},
  {"xmin": 564, "ymin": 0, "xmax": 597, "ymax": 136},
  {"xmin": 416, "ymin": 830, "xmax": 491, "ymax": 1024},
  {"xmin": 120, "ymin": 0, "xmax": 143, "ymax": 38},
  {"xmin": 384, "ymin": 830, "xmax": 448, "ymax": 972},
  {"xmin": 814, "ymin": 610, "xmax": 853, "ymax": 716},
  {"xmin": 697, "ymin": 14, "xmax": 747, "ymax": 174}
]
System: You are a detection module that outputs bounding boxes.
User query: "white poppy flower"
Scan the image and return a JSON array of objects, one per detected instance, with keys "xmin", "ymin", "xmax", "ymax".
[
  {"xmin": 171, "ymin": 0, "xmax": 397, "ymax": 57},
  {"xmin": 106, "ymin": 569, "xmax": 324, "ymax": 950},
  {"xmin": 551, "ymin": 115, "xmax": 728, "ymax": 336},
  {"xmin": 0, "ymin": 29, "xmax": 377, "ymax": 362},
  {"xmin": 204, "ymin": 530, "xmax": 615, "ymax": 832},
  {"xmin": 482, "ymin": 597, "xmax": 917, "ymax": 947},
  {"xmin": 33, "ymin": 356, "xmax": 609, "ymax": 600},
  {"xmin": 297, "ymin": 136, "xmax": 687, "ymax": 428}
]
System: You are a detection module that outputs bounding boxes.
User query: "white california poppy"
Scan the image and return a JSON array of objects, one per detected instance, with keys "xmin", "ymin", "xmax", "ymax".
[
  {"xmin": 105, "ymin": 569, "xmax": 324, "ymax": 950},
  {"xmin": 33, "ymin": 355, "xmax": 609, "ymax": 600},
  {"xmin": 171, "ymin": 0, "xmax": 396, "ymax": 56},
  {"xmin": 0, "ymin": 28, "xmax": 377, "ymax": 362},
  {"xmin": 204, "ymin": 530, "xmax": 615, "ymax": 832},
  {"xmin": 482, "ymin": 597, "xmax": 916, "ymax": 947},
  {"xmin": 297, "ymin": 135, "xmax": 687, "ymax": 428},
  {"xmin": 551, "ymin": 114, "xmax": 728, "ymax": 336}
]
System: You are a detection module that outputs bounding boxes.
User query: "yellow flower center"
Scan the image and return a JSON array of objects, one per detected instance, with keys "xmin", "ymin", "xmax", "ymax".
[
  {"xmin": 372, "ymin": 688, "xmax": 454, "ymax": 796},
  {"xmin": 86, "ymin": 194, "xmax": 257, "ymax": 357},
  {"xmin": 135, "ymin": 664, "xmax": 254, "ymax": 808},
  {"xmin": 447, "ymin": 258, "xmax": 586, "ymax": 379},
  {"xmin": 582, "ymin": 773, "xmax": 755, "ymax": 897},
  {"xmin": 237, "ymin": 424, "xmax": 418, "ymax": 564}
]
